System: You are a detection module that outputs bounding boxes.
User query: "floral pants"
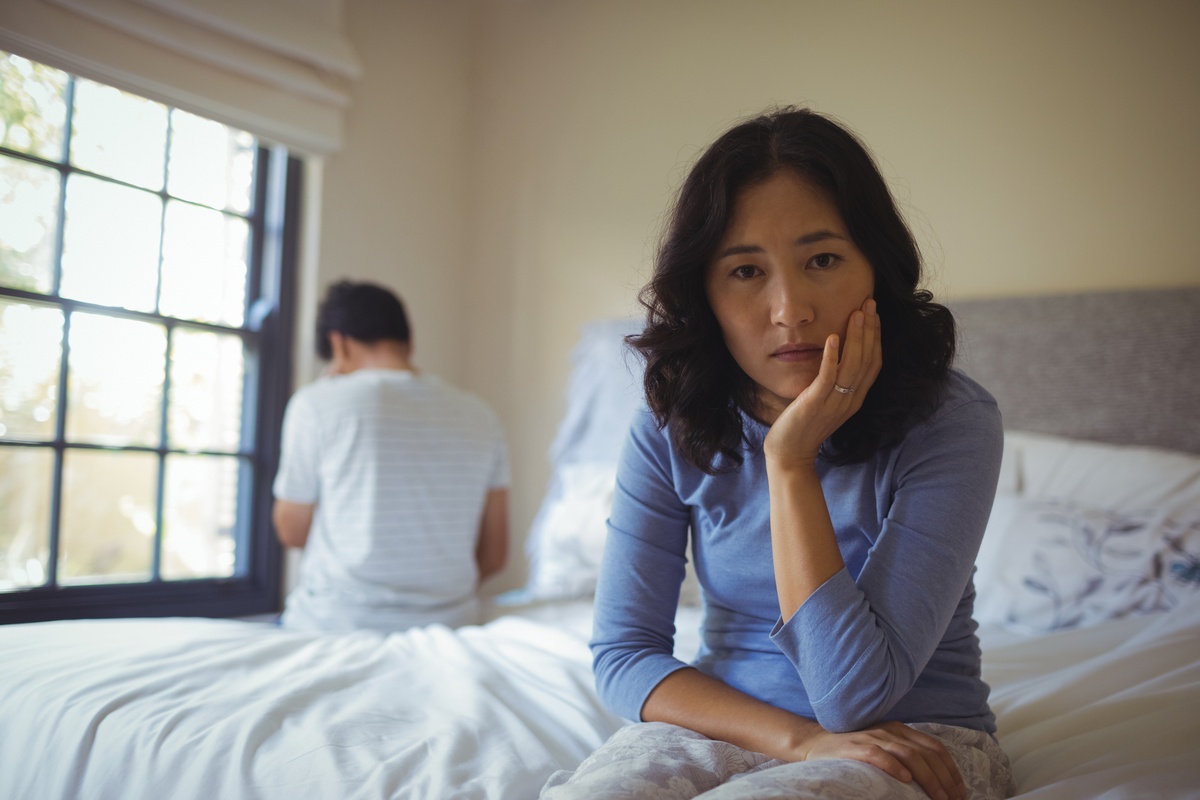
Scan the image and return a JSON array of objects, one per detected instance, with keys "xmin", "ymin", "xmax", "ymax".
[{"xmin": 541, "ymin": 721, "xmax": 1016, "ymax": 799}]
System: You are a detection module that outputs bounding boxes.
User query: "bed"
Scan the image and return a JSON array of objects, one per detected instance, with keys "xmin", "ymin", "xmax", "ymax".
[{"xmin": 2, "ymin": 287, "xmax": 1198, "ymax": 799}]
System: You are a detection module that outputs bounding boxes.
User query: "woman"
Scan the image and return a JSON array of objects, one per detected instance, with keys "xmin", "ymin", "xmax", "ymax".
[{"xmin": 542, "ymin": 108, "xmax": 1015, "ymax": 799}]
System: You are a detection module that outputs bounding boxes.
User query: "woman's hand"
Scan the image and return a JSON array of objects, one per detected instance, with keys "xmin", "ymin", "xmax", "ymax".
[
  {"xmin": 763, "ymin": 296, "xmax": 882, "ymax": 471},
  {"xmin": 797, "ymin": 720, "xmax": 966, "ymax": 800},
  {"xmin": 643, "ymin": 669, "xmax": 965, "ymax": 800},
  {"xmin": 644, "ymin": 670, "xmax": 966, "ymax": 800}
]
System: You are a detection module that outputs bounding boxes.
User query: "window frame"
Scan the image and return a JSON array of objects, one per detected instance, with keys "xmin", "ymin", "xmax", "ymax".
[{"xmin": 0, "ymin": 76, "xmax": 299, "ymax": 624}]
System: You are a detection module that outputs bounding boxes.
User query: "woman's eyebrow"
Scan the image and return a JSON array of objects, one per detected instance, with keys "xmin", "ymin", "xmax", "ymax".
[
  {"xmin": 795, "ymin": 229, "xmax": 848, "ymax": 246},
  {"xmin": 715, "ymin": 230, "xmax": 848, "ymax": 260},
  {"xmin": 714, "ymin": 243, "xmax": 764, "ymax": 259}
]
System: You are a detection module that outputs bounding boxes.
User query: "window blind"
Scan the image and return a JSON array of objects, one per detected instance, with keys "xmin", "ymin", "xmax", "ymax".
[{"xmin": 0, "ymin": 0, "xmax": 360, "ymax": 155}]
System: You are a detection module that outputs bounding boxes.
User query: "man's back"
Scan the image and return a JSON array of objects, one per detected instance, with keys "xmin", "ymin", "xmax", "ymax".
[{"xmin": 274, "ymin": 369, "xmax": 508, "ymax": 632}]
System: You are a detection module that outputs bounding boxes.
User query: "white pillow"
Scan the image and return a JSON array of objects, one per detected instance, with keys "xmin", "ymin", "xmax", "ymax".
[
  {"xmin": 524, "ymin": 462, "xmax": 616, "ymax": 600},
  {"xmin": 523, "ymin": 461, "xmax": 703, "ymax": 606},
  {"xmin": 519, "ymin": 318, "xmax": 702, "ymax": 607},
  {"xmin": 974, "ymin": 431, "xmax": 1200, "ymax": 633},
  {"xmin": 1002, "ymin": 430, "xmax": 1200, "ymax": 510}
]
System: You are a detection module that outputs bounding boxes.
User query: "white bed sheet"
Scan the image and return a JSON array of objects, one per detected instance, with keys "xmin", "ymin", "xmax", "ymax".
[
  {"xmin": 0, "ymin": 610, "xmax": 622, "ymax": 800},
  {"xmin": 981, "ymin": 600, "xmax": 1200, "ymax": 799},
  {"xmin": 1, "ymin": 600, "xmax": 1197, "ymax": 799}
]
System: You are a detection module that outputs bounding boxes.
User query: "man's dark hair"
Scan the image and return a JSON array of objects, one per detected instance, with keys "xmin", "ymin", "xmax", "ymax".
[
  {"xmin": 628, "ymin": 106, "xmax": 956, "ymax": 473},
  {"xmin": 315, "ymin": 279, "xmax": 411, "ymax": 360}
]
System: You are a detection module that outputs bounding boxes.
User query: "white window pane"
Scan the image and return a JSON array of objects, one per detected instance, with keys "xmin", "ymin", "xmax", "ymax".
[
  {"xmin": 0, "ymin": 154, "xmax": 60, "ymax": 294},
  {"xmin": 0, "ymin": 299, "xmax": 63, "ymax": 441},
  {"xmin": 168, "ymin": 109, "xmax": 255, "ymax": 213},
  {"xmin": 66, "ymin": 313, "xmax": 165, "ymax": 447},
  {"xmin": 0, "ymin": 446, "xmax": 53, "ymax": 591},
  {"xmin": 159, "ymin": 201, "xmax": 247, "ymax": 326},
  {"xmin": 0, "ymin": 52, "xmax": 68, "ymax": 161},
  {"xmin": 168, "ymin": 328, "xmax": 244, "ymax": 452},
  {"xmin": 60, "ymin": 448, "xmax": 156, "ymax": 585},
  {"xmin": 162, "ymin": 454, "xmax": 238, "ymax": 580},
  {"xmin": 70, "ymin": 79, "xmax": 167, "ymax": 191},
  {"xmin": 60, "ymin": 174, "xmax": 162, "ymax": 312}
]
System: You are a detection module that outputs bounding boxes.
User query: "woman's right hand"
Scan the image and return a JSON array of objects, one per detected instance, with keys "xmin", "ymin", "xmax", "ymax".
[{"xmin": 796, "ymin": 720, "xmax": 966, "ymax": 800}]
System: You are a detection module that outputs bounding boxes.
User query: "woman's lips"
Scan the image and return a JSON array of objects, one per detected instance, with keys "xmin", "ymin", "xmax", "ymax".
[{"xmin": 770, "ymin": 344, "xmax": 822, "ymax": 363}]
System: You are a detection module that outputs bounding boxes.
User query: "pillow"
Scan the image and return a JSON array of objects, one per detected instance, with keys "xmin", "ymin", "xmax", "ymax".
[
  {"xmin": 974, "ymin": 431, "xmax": 1200, "ymax": 633},
  {"xmin": 518, "ymin": 317, "xmax": 703, "ymax": 607},
  {"xmin": 520, "ymin": 318, "xmax": 642, "ymax": 603},
  {"xmin": 522, "ymin": 461, "xmax": 703, "ymax": 606},
  {"xmin": 974, "ymin": 495, "xmax": 1200, "ymax": 632},
  {"xmin": 1000, "ymin": 430, "xmax": 1200, "ymax": 510},
  {"xmin": 524, "ymin": 462, "xmax": 616, "ymax": 601}
]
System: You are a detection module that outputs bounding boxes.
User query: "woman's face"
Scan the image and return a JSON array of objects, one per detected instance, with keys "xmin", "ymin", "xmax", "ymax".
[{"xmin": 705, "ymin": 170, "xmax": 875, "ymax": 423}]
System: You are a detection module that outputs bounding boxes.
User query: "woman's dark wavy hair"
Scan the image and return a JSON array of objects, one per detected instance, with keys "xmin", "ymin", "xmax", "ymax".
[{"xmin": 629, "ymin": 107, "xmax": 956, "ymax": 473}]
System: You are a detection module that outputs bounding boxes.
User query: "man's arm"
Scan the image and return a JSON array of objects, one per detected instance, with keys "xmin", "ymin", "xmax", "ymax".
[
  {"xmin": 475, "ymin": 488, "xmax": 508, "ymax": 584},
  {"xmin": 273, "ymin": 500, "xmax": 315, "ymax": 549}
]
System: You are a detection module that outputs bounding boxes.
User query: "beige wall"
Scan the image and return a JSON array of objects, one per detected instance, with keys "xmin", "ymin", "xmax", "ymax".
[
  {"xmin": 318, "ymin": 0, "xmax": 1200, "ymax": 592},
  {"xmin": 306, "ymin": 0, "xmax": 475, "ymax": 387}
]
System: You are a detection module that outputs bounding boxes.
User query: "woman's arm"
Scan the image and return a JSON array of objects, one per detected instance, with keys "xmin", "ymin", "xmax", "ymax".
[
  {"xmin": 771, "ymin": 401, "xmax": 1003, "ymax": 732},
  {"xmin": 762, "ymin": 298, "xmax": 882, "ymax": 620},
  {"xmin": 643, "ymin": 667, "xmax": 965, "ymax": 800},
  {"xmin": 764, "ymin": 299, "xmax": 1003, "ymax": 732}
]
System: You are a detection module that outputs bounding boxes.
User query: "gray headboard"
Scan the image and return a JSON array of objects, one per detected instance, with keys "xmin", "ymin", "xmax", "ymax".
[{"xmin": 951, "ymin": 287, "xmax": 1200, "ymax": 455}]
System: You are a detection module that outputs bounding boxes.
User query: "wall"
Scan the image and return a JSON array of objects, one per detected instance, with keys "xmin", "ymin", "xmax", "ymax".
[
  {"xmin": 322, "ymin": 0, "xmax": 1200, "ymax": 593},
  {"xmin": 308, "ymin": 0, "xmax": 475, "ymax": 387}
]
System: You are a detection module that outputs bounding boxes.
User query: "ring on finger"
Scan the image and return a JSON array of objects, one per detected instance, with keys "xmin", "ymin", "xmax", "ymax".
[{"xmin": 833, "ymin": 384, "xmax": 856, "ymax": 395}]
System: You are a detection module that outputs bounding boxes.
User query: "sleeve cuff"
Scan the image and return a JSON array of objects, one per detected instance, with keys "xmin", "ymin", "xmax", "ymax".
[{"xmin": 768, "ymin": 567, "xmax": 873, "ymax": 703}]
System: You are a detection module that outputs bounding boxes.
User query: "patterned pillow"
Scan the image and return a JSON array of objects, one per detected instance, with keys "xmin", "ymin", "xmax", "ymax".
[
  {"xmin": 973, "ymin": 431, "xmax": 1200, "ymax": 632},
  {"xmin": 974, "ymin": 495, "xmax": 1200, "ymax": 632}
]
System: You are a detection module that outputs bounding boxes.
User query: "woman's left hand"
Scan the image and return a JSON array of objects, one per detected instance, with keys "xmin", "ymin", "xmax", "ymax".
[{"xmin": 764, "ymin": 297, "xmax": 882, "ymax": 470}]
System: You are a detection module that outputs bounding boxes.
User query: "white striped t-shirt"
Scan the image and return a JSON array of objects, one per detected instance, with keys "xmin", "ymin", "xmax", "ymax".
[{"xmin": 273, "ymin": 369, "xmax": 508, "ymax": 632}]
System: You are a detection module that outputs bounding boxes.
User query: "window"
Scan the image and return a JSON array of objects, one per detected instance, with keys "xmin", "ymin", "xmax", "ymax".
[{"xmin": 0, "ymin": 51, "xmax": 298, "ymax": 623}]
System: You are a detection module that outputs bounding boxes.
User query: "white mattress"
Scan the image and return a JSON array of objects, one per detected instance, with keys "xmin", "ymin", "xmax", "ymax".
[{"xmin": 0, "ymin": 599, "xmax": 1197, "ymax": 799}]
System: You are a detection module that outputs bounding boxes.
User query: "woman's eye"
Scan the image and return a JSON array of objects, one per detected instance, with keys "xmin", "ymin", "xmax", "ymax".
[
  {"xmin": 809, "ymin": 253, "xmax": 839, "ymax": 270},
  {"xmin": 731, "ymin": 265, "xmax": 758, "ymax": 279}
]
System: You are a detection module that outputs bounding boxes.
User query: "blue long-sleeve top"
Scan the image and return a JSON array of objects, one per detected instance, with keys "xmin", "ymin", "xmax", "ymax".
[{"xmin": 591, "ymin": 370, "xmax": 1003, "ymax": 734}]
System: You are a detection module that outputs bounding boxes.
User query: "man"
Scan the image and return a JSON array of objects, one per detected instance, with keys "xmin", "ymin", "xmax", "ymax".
[{"xmin": 272, "ymin": 279, "xmax": 509, "ymax": 632}]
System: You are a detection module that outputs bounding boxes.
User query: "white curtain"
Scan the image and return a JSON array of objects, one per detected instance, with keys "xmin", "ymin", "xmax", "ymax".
[{"xmin": 0, "ymin": 0, "xmax": 360, "ymax": 154}]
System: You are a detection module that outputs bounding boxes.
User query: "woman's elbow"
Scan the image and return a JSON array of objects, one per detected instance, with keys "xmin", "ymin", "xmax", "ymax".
[
  {"xmin": 591, "ymin": 647, "xmax": 650, "ymax": 721},
  {"xmin": 591, "ymin": 650, "xmax": 622, "ymax": 709},
  {"xmin": 813, "ymin": 705, "xmax": 886, "ymax": 734},
  {"xmin": 810, "ymin": 681, "xmax": 901, "ymax": 733}
]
